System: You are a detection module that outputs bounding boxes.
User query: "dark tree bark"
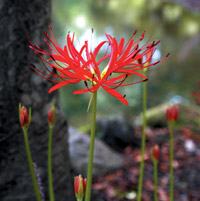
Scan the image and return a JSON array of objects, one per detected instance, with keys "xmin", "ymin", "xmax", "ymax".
[{"xmin": 0, "ymin": 0, "xmax": 74, "ymax": 201}]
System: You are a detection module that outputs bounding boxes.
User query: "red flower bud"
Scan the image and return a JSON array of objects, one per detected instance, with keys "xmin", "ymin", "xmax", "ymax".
[
  {"xmin": 20, "ymin": 106, "xmax": 29, "ymax": 127},
  {"xmin": 151, "ymin": 145, "xmax": 160, "ymax": 161},
  {"xmin": 166, "ymin": 105, "xmax": 179, "ymax": 123},
  {"xmin": 74, "ymin": 175, "xmax": 87, "ymax": 201},
  {"xmin": 48, "ymin": 107, "xmax": 55, "ymax": 125},
  {"xmin": 74, "ymin": 176, "xmax": 80, "ymax": 196}
]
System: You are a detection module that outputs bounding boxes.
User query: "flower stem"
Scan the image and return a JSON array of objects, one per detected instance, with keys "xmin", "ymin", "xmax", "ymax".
[
  {"xmin": 169, "ymin": 125, "xmax": 174, "ymax": 201},
  {"xmin": 153, "ymin": 159, "xmax": 158, "ymax": 201},
  {"xmin": 84, "ymin": 92, "xmax": 97, "ymax": 201},
  {"xmin": 137, "ymin": 73, "xmax": 147, "ymax": 201},
  {"xmin": 23, "ymin": 128, "xmax": 42, "ymax": 201},
  {"xmin": 48, "ymin": 126, "xmax": 55, "ymax": 201}
]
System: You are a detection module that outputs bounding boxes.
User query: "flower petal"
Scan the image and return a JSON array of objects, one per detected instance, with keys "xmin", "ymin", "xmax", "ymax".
[
  {"xmin": 49, "ymin": 81, "xmax": 70, "ymax": 93},
  {"xmin": 73, "ymin": 84, "xmax": 100, "ymax": 94},
  {"xmin": 101, "ymin": 85, "xmax": 128, "ymax": 105}
]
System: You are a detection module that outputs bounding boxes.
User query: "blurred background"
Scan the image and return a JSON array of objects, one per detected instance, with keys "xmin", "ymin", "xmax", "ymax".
[
  {"xmin": 1, "ymin": 0, "xmax": 199, "ymax": 200},
  {"xmin": 50, "ymin": 0, "xmax": 200, "ymax": 128}
]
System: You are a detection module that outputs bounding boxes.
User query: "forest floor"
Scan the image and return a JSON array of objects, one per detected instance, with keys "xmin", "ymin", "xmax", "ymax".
[{"xmin": 92, "ymin": 126, "xmax": 200, "ymax": 201}]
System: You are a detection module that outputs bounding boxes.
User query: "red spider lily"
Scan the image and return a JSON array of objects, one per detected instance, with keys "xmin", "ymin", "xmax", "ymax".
[
  {"xmin": 166, "ymin": 105, "xmax": 179, "ymax": 123},
  {"xmin": 191, "ymin": 81, "xmax": 200, "ymax": 105},
  {"xmin": 74, "ymin": 175, "xmax": 87, "ymax": 200},
  {"xmin": 29, "ymin": 26, "xmax": 169, "ymax": 105},
  {"xmin": 151, "ymin": 145, "xmax": 160, "ymax": 161}
]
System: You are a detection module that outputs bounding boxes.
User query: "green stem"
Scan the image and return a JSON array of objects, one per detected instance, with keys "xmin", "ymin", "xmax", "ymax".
[
  {"xmin": 84, "ymin": 92, "xmax": 97, "ymax": 201},
  {"xmin": 137, "ymin": 73, "xmax": 147, "ymax": 201},
  {"xmin": 153, "ymin": 159, "xmax": 158, "ymax": 201},
  {"xmin": 169, "ymin": 125, "xmax": 174, "ymax": 201},
  {"xmin": 23, "ymin": 128, "xmax": 42, "ymax": 201},
  {"xmin": 48, "ymin": 126, "xmax": 55, "ymax": 201}
]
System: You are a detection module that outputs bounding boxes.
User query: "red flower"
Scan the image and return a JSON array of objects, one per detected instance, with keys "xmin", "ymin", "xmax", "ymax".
[
  {"xmin": 29, "ymin": 26, "xmax": 169, "ymax": 105},
  {"xmin": 151, "ymin": 145, "xmax": 160, "ymax": 161},
  {"xmin": 191, "ymin": 81, "xmax": 200, "ymax": 105},
  {"xmin": 166, "ymin": 105, "xmax": 179, "ymax": 123},
  {"xmin": 74, "ymin": 175, "xmax": 87, "ymax": 200}
]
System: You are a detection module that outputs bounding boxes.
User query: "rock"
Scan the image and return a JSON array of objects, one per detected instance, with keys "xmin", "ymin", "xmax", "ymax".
[
  {"xmin": 96, "ymin": 118, "xmax": 141, "ymax": 152},
  {"xmin": 68, "ymin": 127, "xmax": 123, "ymax": 177}
]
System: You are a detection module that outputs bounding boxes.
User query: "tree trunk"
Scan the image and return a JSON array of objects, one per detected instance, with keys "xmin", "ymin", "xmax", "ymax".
[{"xmin": 0, "ymin": 0, "xmax": 74, "ymax": 200}]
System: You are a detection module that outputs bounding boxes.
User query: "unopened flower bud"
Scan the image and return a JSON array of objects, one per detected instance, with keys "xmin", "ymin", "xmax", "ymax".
[
  {"xmin": 166, "ymin": 105, "xmax": 179, "ymax": 123},
  {"xmin": 19, "ymin": 103, "xmax": 31, "ymax": 129},
  {"xmin": 74, "ymin": 175, "xmax": 87, "ymax": 201},
  {"xmin": 151, "ymin": 145, "xmax": 160, "ymax": 161},
  {"xmin": 48, "ymin": 103, "xmax": 55, "ymax": 127},
  {"xmin": 21, "ymin": 106, "xmax": 29, "ymax": 127}
]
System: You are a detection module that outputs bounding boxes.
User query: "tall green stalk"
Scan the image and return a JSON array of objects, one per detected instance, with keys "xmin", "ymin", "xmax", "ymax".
[
  {"xmin": 153, "ymin": 159, "xmax": 158, "ymax": 201},
  {"xmin": 137, "ymin": 70, "xmax": 147, "ymax": 201},
  {"xmin": 23, "ymin": 128, "xmax": 42, "ymax": 201},
  {"xmin": 169, "ymin": 125, "xmax": 174, "ymax": 201},
  {"xmin": 84, "ymin": 92, "xmax": 97, "ymax": 201},
  {"xmin": 48, "ymin": 126, "xmax": 55, "ymax": 201}
]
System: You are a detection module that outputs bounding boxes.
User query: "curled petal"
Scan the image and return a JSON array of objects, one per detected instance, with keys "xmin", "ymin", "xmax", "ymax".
[
  {"xmin": 101, "ymin": 85, "xmax": 128, "ymax": 105},
  {"xmin": 49, "ymin": 81, "xmax": 70, "ymax": 93},
  {"xmin": 73, "ymin": 84, "xmax": 100, "ymax": 94}
]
